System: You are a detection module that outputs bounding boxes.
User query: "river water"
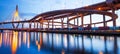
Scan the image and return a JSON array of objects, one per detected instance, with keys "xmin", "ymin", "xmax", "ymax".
[{"xmin": 0, "ymin": 30, "xmax": 120, "ymax": 54}]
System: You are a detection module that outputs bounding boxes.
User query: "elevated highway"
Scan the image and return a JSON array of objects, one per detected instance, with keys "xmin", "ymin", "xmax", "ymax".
[{"xmin": 0, "ymin": 0, "xmax": 120, "ymax": 34}]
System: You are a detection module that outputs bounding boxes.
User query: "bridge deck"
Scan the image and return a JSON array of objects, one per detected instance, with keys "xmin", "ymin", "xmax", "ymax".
[{"xmin": 0, "ymin": 28, "xmax": 120, "ymax": 36}]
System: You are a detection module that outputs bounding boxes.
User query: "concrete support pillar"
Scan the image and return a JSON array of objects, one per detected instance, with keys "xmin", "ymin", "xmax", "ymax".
[
  {"xmin": 103, "ymin": 14, "xmax": 106, "ymax": 27},
  {"xmin": 48, "ymin": 20, "xmax": 50, "ymax": 30},
  {"xmin": 77, "ymin": 17, "xmax": 79, "ymax": 30},
  {"xmin": 77, "ymin": 17, "xmax": 79, "ymax": 27},
  {"xmin": 81, "ymin": 15, "xmax": 84, "ymax": 27},
  {"xmin": 67, "ymin": 16, "xmax": 69, "ymax": 30},
  {"xmin": 112, "ymin": 9, "xmax": 116, "ymax": 27},
  {"xmin": 40, "ymin": 23, "xmax": 41, "ymax": 29},
  {"xmin": 16, "ymin": 23, "xmax": 19, "ymax": 28},
  {"xmin": 37, "ymin": 23, "xmax": 38, "ymax": 29},
  {"xmin": 74, "ymin": 18, "xmax": 75, "ymax": 27},
  {"xmin": 34, "ymin": 22, "xmax": 36, "ymax": 28},
  {"xmin": 52, "ymin": 17, "xmax": 54, "ymax": 30},
  {"xmin": 55, "ymin": 25, "xmax": 56, "ymax": 29},
  {"xmin": 90, "ymin": 14, "xmax": 92, "ymax": 27},
  {"xmin": 94, "ymin": 24, "xmax": 96, "ymax": 27},
  {"xmin": 114, "ymin": 36, "xmax": 118, "ymax": 54},
  {"xmin": 77, "ymin": 14, "xmax": 79, "ymax": 27},
  {"xmin": 29, "ymin": 23, "xmax": 31, "ymax": 29},
  {"xmin": 42, "ymin": 24, "xmax": 43, "ymax": 30},
  {"xmin": 40, "ymin": 23, "xmax": 42, "ymax": 29},
  {"xmin": 61, "ymin": 18, "xmax": 64, "ymax": 29},
  {"xmin": 39, "ymin": 23, "xmax": 40, "ymax": 29},
  {"xmin": 41, "ymin": 18, "xmax": 44, "ymax": 30},
  {"xmin": 22, "ymin": 23, "xmax": 24, "ymax": 28}
]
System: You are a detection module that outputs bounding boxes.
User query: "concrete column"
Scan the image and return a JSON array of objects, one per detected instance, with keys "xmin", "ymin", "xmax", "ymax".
[
  {"xmin": 37, "ymin": 23, "xmax": 38, "ymax": 29},
  {"xmin": 40, "ymin": 23, "xmax": 41, "ymax": 28},
  {"xmin": 48, "ymin": 20, "xmax": 50, "ymax": 30},
  {"xmin": 41, "ymin": 18, "xmax": 44, "ymax": 30},
  {"xmin": 42, "ymin": 23, "xmax": 43, "ymax": 30},
  {"xmin": 81, "ymin": 15, "xmax": 84, "ymax": 27},
  {"xmin": 52, "ymin": 17, "xmax": 54, "ymax": 30},
  {"xmin": 22, "ymin": 23, "xmax": 24, "ymax": 28},
  {"xmin": 77, "ymin": 17, "xmax": 79, "ymax": 27},
  {"xmin": 103, "ymin": 14, "xmax": 106, "ymax": 27},
  {"xmin": 90, "ymin": 14, "xmax": 92, "ymax": 27},
  {"xmin": 74, "ymin": 18, "xmax": 75, "ymax": 26},
  {"xmin": 16, "ymin": 23, "xmax": 20, "ymax": 28},
  {"xmin": 29, "ymin": 23, "xmax": 31, "ymax": 28},
  {"xmin": 67, "ymin": 16, "xmax": 69, "ymax": 30},
  {"xmin": 77, "ymin": 14, "xmax": 79, "ymax": 27},
  {"xmin": 77, "ymin": 17, "xmax": 79, "ymax": 30},
  {"xmin": 61, "ymin": 18, "xmax": 64, "ymax": 29},
  {"xmin": 40, "ymin": 23, "xmax": 42, "ymax": 29},
  {"xmin": 112, "ymin": 9, "xmax": 116, "ymax": 27},
  {"xmin": 94, "ymin": 24, "xmax": 96, "ymax": 27},
  {"xmin": 34, "ymin": 22, "xmax": 36, "ymax": 28}
]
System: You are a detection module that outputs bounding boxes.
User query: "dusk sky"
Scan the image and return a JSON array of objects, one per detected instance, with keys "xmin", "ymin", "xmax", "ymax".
[{"xmin": 0, "ymin": 0, "xmax": 120, "ymax": 26}]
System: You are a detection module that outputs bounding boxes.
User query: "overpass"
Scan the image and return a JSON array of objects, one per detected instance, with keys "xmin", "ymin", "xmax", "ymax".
[{"xmin": 0, "ymin": 0, "xmax": 120, "ymax": 35}]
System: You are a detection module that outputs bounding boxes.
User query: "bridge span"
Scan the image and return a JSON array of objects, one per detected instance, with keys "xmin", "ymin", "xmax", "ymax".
[{"xmin": 0, "ymin": 0, "xmax": 120, "ymax": 35}]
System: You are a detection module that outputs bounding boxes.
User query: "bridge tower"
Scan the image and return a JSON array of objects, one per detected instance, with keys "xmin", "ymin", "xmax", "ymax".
[{"xmin": 12, "ymin": 5, "xmax": 20, "ymax": 28}]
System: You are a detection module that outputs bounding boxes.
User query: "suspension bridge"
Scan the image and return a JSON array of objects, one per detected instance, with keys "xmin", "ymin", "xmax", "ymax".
[{"xmin": 0, "ymin": 0, "xmax": 120, "ymax": 35}]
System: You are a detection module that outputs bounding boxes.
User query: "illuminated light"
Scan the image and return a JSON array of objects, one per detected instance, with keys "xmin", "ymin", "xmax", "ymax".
[
  {"xmin": 85, "ymin": 5, "xmax": 89, "ymax": 8},
  {"xmin": 36, "ymin": 16, "xmax": 42, "ymax": 20},
  {"xmin": 38, "ymin": 44, "xmax": 41, "ymax": 51},
  {"xmin": 12, "ymin": 5, "xmax": 20, "ymax": 28},
  {"xmin": 116, "ymin": 30, "xmax": 120, "ymax": 32},
  {"xmin": 63, "ymin": 34, "xmax": 67, "ymax": 48},
  {"xmin": 18, "ymin": 35, "xmax": 21, "ymax": 47},
  {"xmin": 61, "ymin": 49, "xmax": 65, "ymax": 54},
  {"xmin": 98, "ymin": 7, "xmax": 102, "ymax": 10},
  {"xmin": 0, "ymin": 33, "xmax": 2, "ymax": 47},
  {"xmin": 4, "ymin": 33, "xmax": 8, "ymax": 46},
  {"xmin": 40, "ymin": 20, "xmax": 48, "ymax": 24},
  {"xmin": 27, "ymin": 33, "xmax": 30, "ymax": 48},
  {"xmin": 13, "ymin": 10, "xmax": 20, "ymax": 22},
  {"xmin": 35, "ymin": 35, "xmax": 36, "ymax": 41},
  {"xmin": 40, "ymin": 33, "xmax": 43, "ymax": 45},
  {"xmin": 90, "ymin": 36, "xmax": 93, "ymax": 38},
  {"xmin": 100, "ymin": 36, "xmax": 104, "ymax": 40},
  {"xmin": 9, "ymin": 33, "xmax": 12, "ymax": 46},
  {"xmin": 13, "ymin": 5, "xmax": 19, "ymax": 21},
  {"xmin": 109, "ymin": 37, "xmax": 114, "ymax": 40},
  {"xmin": 36, "ymin": 40, "xmax": 38, "ymax": 45},
  {"xmin": 14, "ymin": 11, "xmax": 19, "ymax": 18},
  {"xmin": 6, "ymin": 35, "xmax": 9, "ymax": 46},
  {"xmin": 12, "ymin": 31, "xmax": 18, "ymax": 54},
  {"xmin": 64, "ymin": 34, "xmax": 67, "ymax": 37},
  {"xmin": 23, "ymin": 32, "xmax": 27, "ymax": 44},
  {"xmin": 99, "ymin": 51, "xmax": 103, "ymax": 54},
  {"xmin": 40, "ymin": 34, "xmax": 43, "ymax": 46}
]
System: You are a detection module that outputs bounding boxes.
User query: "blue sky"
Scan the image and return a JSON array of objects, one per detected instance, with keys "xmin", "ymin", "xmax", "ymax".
[{"xmin": 0, "ymin": 0, "xmax": 120, "ymax": 26}]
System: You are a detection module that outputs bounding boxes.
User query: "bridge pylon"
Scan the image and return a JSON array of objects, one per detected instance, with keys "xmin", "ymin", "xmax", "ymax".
[{"xmin": 12, "ymin": 5, "xmax": 20, "ymax": 28}]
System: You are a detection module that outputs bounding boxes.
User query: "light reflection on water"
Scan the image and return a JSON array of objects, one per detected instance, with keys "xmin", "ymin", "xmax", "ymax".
[{"xmin": 0, "ymin": 30, "xmax": 120, "ymax": 54}]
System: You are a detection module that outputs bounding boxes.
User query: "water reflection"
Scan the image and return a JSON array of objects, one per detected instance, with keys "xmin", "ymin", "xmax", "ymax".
[
  {"xmin": 0, "ymin": 30, "xmax": 120, "ymax": 54},
  {"xmin": 12, "ymin": 31, "xmax": 18, "ymax": 54},
  {"xmin": 0, "ymin": 33, "xmax": 2, "ymax": 47}
]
